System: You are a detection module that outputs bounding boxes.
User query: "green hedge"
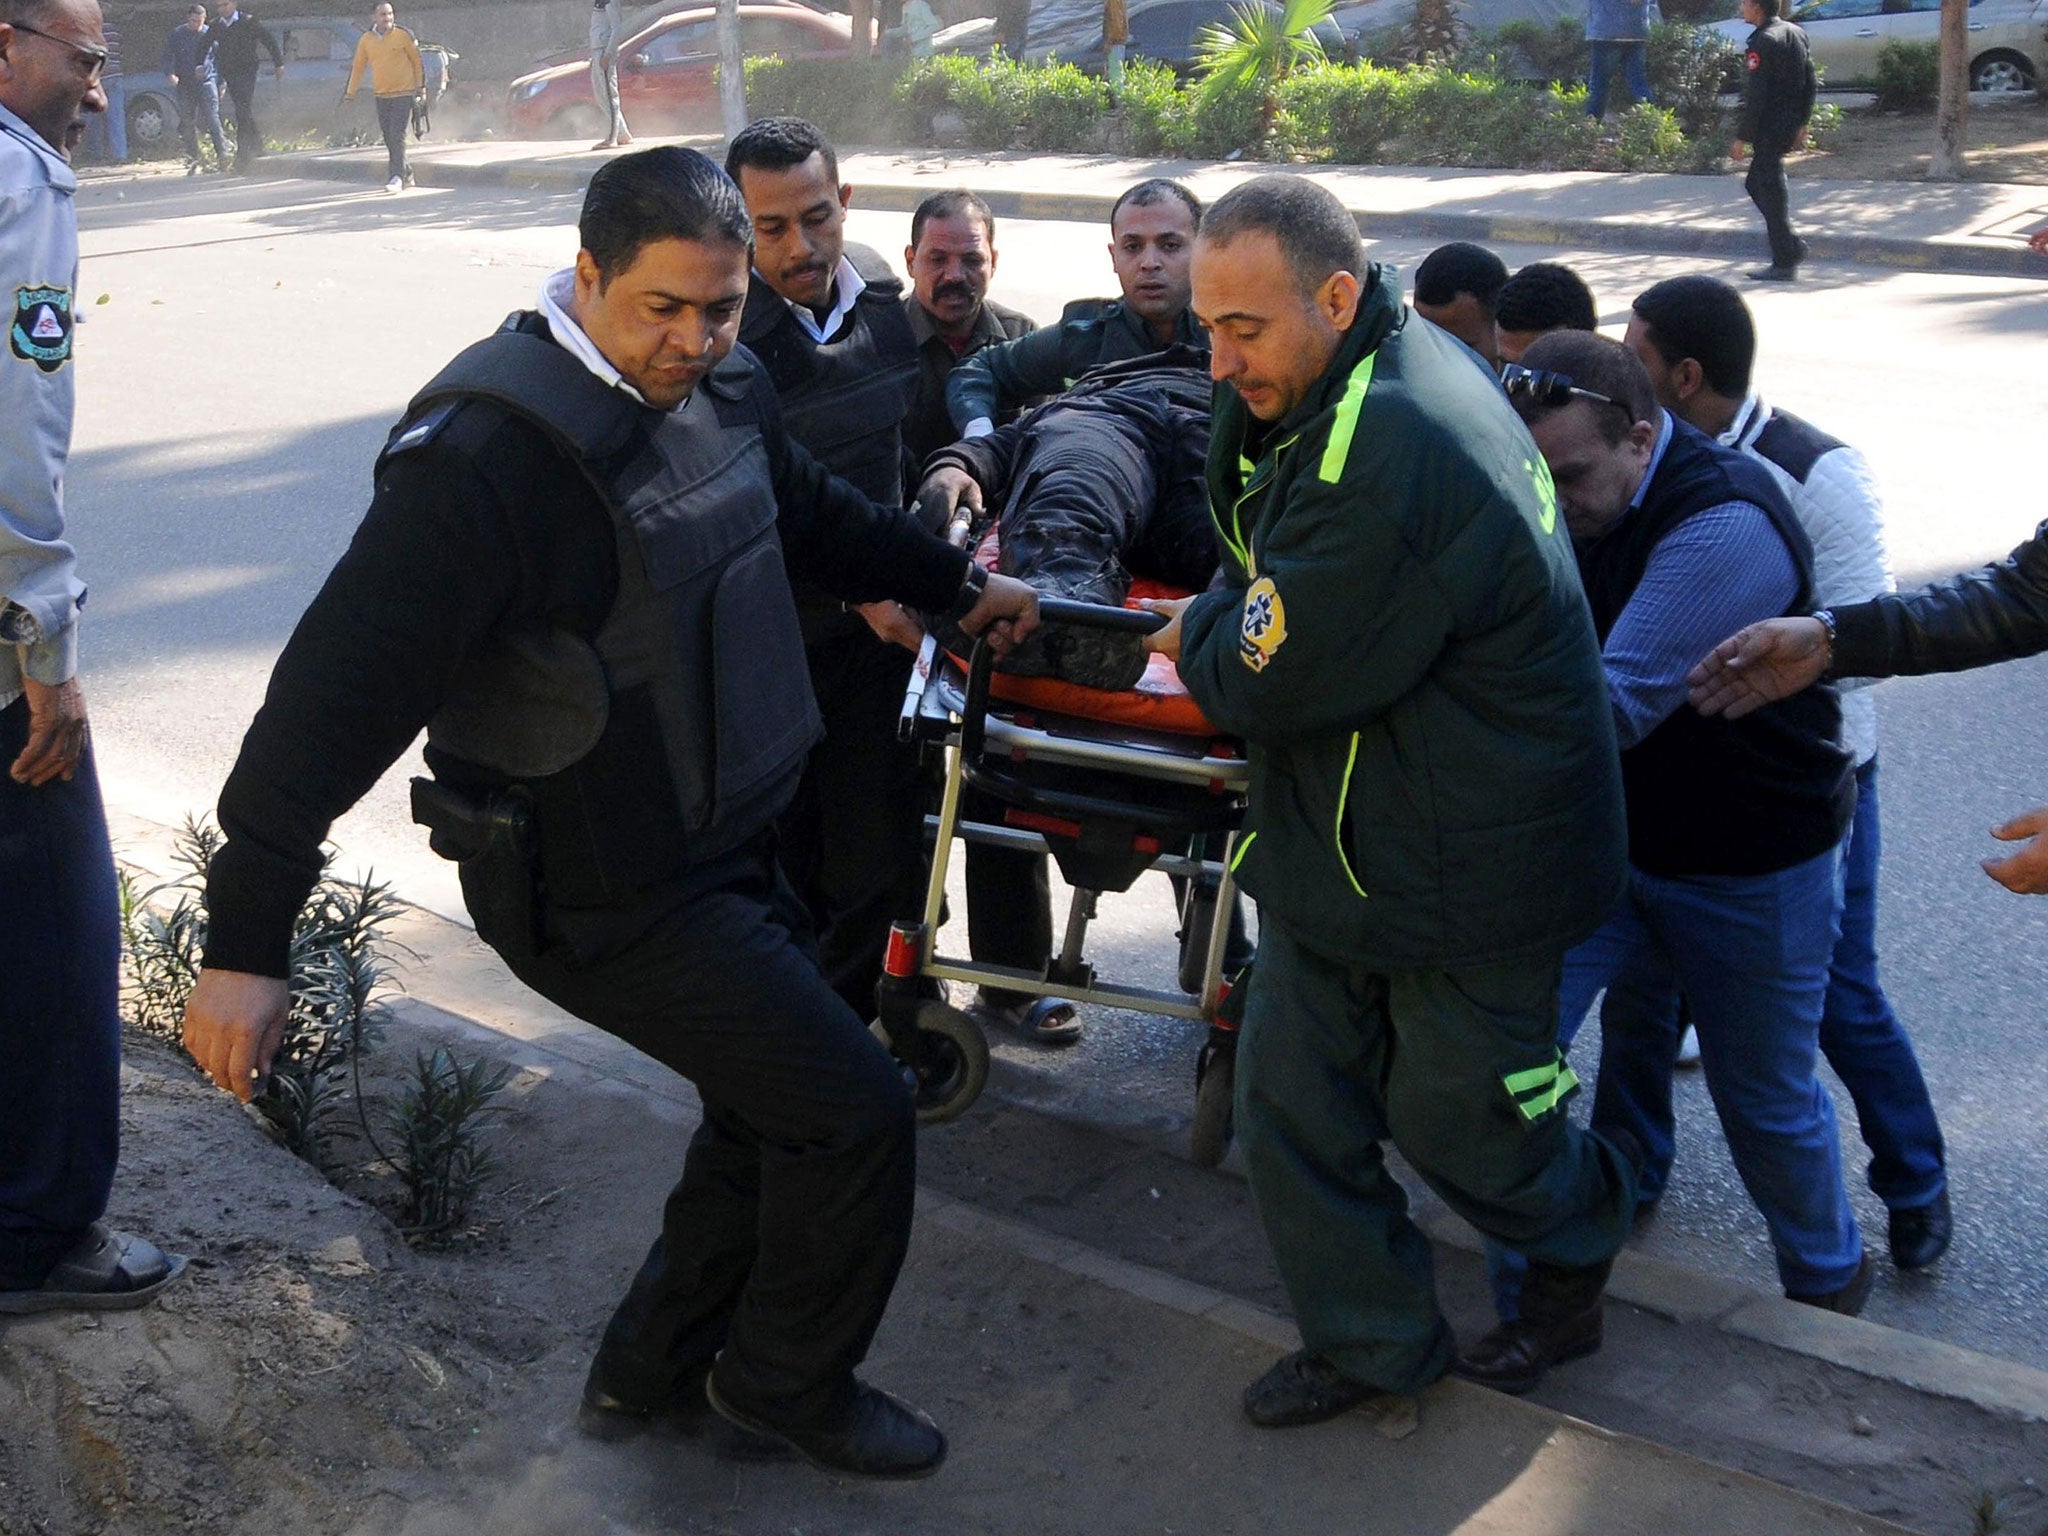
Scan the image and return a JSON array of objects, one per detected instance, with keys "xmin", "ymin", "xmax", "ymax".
[{"xmin": 1873, "ymin": 38, "xmax": 1939, "ymax": 112}]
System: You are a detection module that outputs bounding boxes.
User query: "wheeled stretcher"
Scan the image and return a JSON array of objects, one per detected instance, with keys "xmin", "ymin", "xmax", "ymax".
[{"xmin": 873, "ymin": 593, "xmax": 1252, "ymax": 1167}]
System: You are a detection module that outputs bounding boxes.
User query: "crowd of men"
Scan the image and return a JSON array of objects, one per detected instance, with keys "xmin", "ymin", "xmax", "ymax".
[{"xmin": 9, "ymin": 0, "xmax": 2048, "ymax": 1488}]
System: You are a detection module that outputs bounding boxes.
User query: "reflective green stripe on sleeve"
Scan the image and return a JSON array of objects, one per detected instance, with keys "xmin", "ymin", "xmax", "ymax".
[
  {"xmin": 1317, "ymin": 351, "xmax": 1378, "ymax": 484},
  {"xmin": 1504, "ymin": 1058, "xmax": 1582, "ymax": 1122},
  {"xmin": 1332, "ymin": 732, "xmax": 1367, "ymax": 899},
  {"xmin": 1228, "ymin": 829, "xmax": 1257, "ymax": 871}
]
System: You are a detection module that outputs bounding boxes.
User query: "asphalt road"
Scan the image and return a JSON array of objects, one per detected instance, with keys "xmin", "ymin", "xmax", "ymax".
[{"xmin": 66, "ymin": 167, "xmax": 2048, "ymax": 1369}]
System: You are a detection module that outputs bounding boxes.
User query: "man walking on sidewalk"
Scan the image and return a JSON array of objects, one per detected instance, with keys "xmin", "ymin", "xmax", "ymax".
[
  {"xmin": 1143, "ymin": 177, "xmax": 1639, "ymax": 1422},
  {"xmin": 163, "ymin": 4, "xmax": 228, "ymax": 173},
  {"xmin": 205, "ymin": 0, "xmax": 281, "ymax": 173},
  {"xmin": 0, "ymin": 0, "xmax": 185, "ymax": 1317},
  {"xmin": 587, "ymin": 0, "xmax": 630, "ymax": 150},
  {"xmin": 1733, "ymin": 0, "xmax": 1817, "ymax": 282},
  {"xmin": 345, "ymin": 1, "xmax": 422, "ymax": 193}
]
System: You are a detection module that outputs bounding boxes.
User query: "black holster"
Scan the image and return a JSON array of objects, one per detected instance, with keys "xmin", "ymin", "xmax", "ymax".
[{"xmin": 411, "ymin": 776, "xmax": 541, "ymax": 955}]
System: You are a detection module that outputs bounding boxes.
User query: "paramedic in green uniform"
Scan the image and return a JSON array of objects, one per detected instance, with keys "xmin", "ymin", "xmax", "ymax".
[{"xmin": 1143, "ymin": 177, "xmax": 1641, "ymax": 1423}]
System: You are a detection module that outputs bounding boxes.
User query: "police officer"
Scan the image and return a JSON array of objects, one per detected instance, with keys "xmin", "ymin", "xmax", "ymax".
[
  {"xmin": 725, "ymin": 116, "xmax": 927, "ymax": 1023},
  {"xmin": 947, "ymin": 178, "xmax": 1204, "ymax": 440},
  {"xmin": 181, "ymin": 147, "xmax": 1038, "ymax": 1481},
  {"xmin": 0, "ymin": 0, "xmax": 186, "ymax": 1315},
  {"xmin": 900, "ymin": 188, "xmax": 1034, "ymax": 467},
  {"xmin": 1733, "ymin": 0, "xmax": 1817, "ymax": 282},
  {"xmin": 1142, "ymin": 177, "xmax": 1638, "ymax": 1424}
]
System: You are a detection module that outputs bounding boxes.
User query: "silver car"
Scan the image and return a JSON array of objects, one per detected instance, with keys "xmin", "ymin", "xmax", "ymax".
[{"xmin": 1712, "ymin": 0, "xmax": 2045, "ymax": 93}]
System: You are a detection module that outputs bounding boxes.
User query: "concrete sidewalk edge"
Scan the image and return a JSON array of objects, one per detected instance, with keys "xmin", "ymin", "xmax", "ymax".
[{"xmin": 268, "ymin": 144, "xmax": 2048, "ymax": 280}]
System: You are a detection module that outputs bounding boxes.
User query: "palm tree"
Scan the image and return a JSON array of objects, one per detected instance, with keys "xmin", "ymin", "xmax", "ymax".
[{"xmin": 1195, "ymin": 0, "xmax": 1336, "ymax": 141}]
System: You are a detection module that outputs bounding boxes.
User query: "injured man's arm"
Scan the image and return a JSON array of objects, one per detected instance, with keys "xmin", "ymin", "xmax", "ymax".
[{"xmin": 917, "ymin": 349, "xmax": 1219, "ymax": 692}]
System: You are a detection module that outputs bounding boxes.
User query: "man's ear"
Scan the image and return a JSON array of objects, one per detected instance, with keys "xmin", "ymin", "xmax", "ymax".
[
  {"xmin": 1671, "ymin": 357, "xmax": 1706, "ymax": 403},
  {"xmin": 1629, "ymin": 416, "xmax": 1661, "ymax": 455},
  {"xmin": 573, "ymin": 248, "xmax": 604, "ymax": 306},
  {"xmin": 838, "ymin": 182, "xmax": 853, "ymax": 212},
  {"xmin": 1318, "ymin": 269, "xmax": 1362, "ymax": 330}
]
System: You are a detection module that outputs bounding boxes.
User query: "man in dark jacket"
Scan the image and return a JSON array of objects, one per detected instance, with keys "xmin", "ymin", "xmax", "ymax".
[
  {"xmin": 1733, "ymin": 0, "xmax": 1817, "ymax": 281},
  {"xmin": 178, "ymin": 148, "xmax": 1039, "ymax": 1482},
  {"xmin": 900, "ymin": 189, "xmax": 1034, "ymax": 467},
  {"xmin": 944, "ymin": 178, "xmax": 1204, "ymax": 438},
  {"xmin": 1479, "ymin": 332, "xmax": 1866, "ymax": 1373},
  {"xmin": 725, "ymin": 117, "xmax": 926, "ymax": 1023},
  {"xmin": 1143, "ymin": 177, "xmax": 1639, "ymax": 1422},
  {"xmin": 204, "ymin": 0, "xmax": 280, "ymax": 172},
  {"xmin": 1693, "ymin": 517, "xmax": 2048, "ymax": 892},
  {"xmin": 162, "ymin": 3, "xmax": 228, "ymax": 172}
]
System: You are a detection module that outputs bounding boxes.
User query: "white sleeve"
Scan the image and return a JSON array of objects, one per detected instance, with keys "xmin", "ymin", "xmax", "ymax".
[{"xmin": 1801, "ymin": 443, "xmax": 1894, "ymax": 697}]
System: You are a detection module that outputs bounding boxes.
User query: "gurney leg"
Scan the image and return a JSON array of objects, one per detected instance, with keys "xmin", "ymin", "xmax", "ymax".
[{"xmin": 1051, "ymin": 887, "xmax": 1098, "ymax": 989}]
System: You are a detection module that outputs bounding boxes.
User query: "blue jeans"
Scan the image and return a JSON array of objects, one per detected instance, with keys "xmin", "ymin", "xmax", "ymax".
[
  {"xmin": 179, "ymin": 79, "xmax": 230, "ymax": 166},
  {"xmin": 0, "ymin": 697, "xmax": 123, "ymax": 1287},
  {"xmin": 1491, "ymin": 844, "xmax": 1862, "ymax": 1312},
  {"xmin": 1586, "ymin": 39, "xmax": 1650, "ymax": 120}
]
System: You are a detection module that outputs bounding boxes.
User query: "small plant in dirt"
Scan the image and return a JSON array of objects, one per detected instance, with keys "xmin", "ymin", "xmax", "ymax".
[
  {"xmin": 387, "ymin": 1047, "xmax": 515, "ymax": 1235},
  {"xmin": 1387, "ymin": 0, "xmax": 1471, "ymax": 65},
  {"xmin": 1874, "ymin": 38, "xmax": 1940, "ymax": 113}
]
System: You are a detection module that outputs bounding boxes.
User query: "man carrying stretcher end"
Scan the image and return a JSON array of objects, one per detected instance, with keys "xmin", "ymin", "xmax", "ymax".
[{"xmin": 1141, "ymin": 177, "xmax": 1642, "ymax": 1422}]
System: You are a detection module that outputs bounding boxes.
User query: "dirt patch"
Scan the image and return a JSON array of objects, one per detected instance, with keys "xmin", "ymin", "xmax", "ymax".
[{"xmin": 1797, "ymin": 98, "xmax": 2048, "ymax": 183}]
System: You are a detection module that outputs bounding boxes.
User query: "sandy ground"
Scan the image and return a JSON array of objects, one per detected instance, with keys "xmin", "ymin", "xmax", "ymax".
[{"xmin": 1799, "ymin": 97, "xmax": 2048, "ymax": 183}]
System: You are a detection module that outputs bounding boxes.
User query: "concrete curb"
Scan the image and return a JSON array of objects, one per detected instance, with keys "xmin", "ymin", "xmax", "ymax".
[{"xmin": 269, "ymin": 146, "xmax": 2048, "ymax": 280}]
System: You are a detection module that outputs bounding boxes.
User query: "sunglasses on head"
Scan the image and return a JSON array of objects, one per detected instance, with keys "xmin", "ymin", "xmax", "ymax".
[{"xmin": 1498, "ymin": 363, "xmax": 1633, "ymax": 421}]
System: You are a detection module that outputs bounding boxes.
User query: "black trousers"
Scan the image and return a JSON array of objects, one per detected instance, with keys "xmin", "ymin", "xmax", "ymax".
[
  {"xmin": 963, "ymin": 786, "xmax": 1055, "ymax": 1008},
  {"xmin": 1745, "ymin": 140, "xmax": 1800, "ymax": 268},
  {"xmin": 224, "ymin": 73, "xmax": 260, "ymax": 168},
  {"xmin": 481, "ymin": 840, "xmax": 916, "ymax": 1428},
  {"xmin": 776, "ymin": 628, "xmax": 929, "ymax": 1021},
  {"xmin": 374, "ymin": 94, "xmax": 411, "ymax": 181}
]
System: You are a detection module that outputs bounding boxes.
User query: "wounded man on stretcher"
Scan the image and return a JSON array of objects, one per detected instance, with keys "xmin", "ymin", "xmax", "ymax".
[{"xmin": 918, "ymin": 346, "xmax": 1218, "ymax": 693}]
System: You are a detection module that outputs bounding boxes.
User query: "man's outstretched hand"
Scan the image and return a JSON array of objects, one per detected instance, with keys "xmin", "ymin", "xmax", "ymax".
[
  {"xmin": 1687, "ymin": 616, "xmax": 1830, "ymax": 719},
  {"xmin": 1985, "ymin": 807, "xmax": 2048, "ymax": 895},
  {"xmin": 957, "ymin": 572, "xmax": 1039, "ymax": 656},
  {"xmin": 183, "ymin": 969, "xmax": 293, "ymax": 1102}
]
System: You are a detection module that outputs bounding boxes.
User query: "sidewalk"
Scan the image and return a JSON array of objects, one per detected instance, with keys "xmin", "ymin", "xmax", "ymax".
[
  {"xmin": 41, "ymin": 809, "xmax": 2041, "ymax": 1536},
  {"xmin": 268, "ymin": 137, "xmax": 2048, "ymax": 279}
]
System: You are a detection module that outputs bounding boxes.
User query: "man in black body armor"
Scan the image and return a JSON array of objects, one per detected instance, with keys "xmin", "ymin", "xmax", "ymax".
[
  {"xmin": 178, "ymin": 147, "xmax": 1039, "ymax": 1483},
  {"xmin": 725, "ymin": 117, "xmax": 928, "ymax": 1021}
]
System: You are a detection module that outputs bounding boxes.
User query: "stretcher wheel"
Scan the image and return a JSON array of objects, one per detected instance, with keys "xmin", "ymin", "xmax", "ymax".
[
  {"xmin": 898, "ymin": 1001, "xmax": 991, "ymax": 1125},
  {"xmin": 1190, "ymin": 1042, "xmax": 1236, "ymax": 1169}
]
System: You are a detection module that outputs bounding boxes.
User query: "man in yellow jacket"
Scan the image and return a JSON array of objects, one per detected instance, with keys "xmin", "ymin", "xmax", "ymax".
[{"xmin": 345, "ymin": 1, "xmax": 421, "ymax": 192}]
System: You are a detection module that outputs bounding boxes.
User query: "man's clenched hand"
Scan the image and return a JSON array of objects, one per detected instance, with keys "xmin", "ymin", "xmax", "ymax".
[
  {"xmin": 183, "ymin": 969, "xmax": 293, "ymax": 1102},
  {"xmin": 10, "ymin": 675, "xmax": 88, "ymax": 786},
  {"xmin": 957, "ymin": 572, "xmax": 1038, "ymax": 656}
]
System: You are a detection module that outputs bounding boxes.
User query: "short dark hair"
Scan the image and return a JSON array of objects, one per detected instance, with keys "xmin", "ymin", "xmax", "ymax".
[
  {"xmin": 1514, "ymin": 331, "xmax": 1661, "ymax": 447},
  {"xmin": 1753, "ymin": 0, "xmax": 1782, "ymax": 17},
  {"xmin": 1, "ymin": 0, "xmax": 68, "ymax": 26},
  {"xmin": 1199, "ymin": 175, "xmax": 1364, "ymax": 297},
  {"xmin": 1413, "ymin": 241, "xmax": 1509, "ymax": 312},
  {"xmin": 1110, "ymin": 178, "xmax": 1201, "ymax": 232},
  {"xmin": 1631, "ymin": 275, "xmax": 1756, "ymax": 398},
  {"xmin": 723, "ymin": 115, "xmax": 838, "ymax": 189},
  {"xmin": 1496, "ymin": 261, "xmax": 1599, "ymax": 335},
  {"xmin": 579, "ymin": 146, "xmax": 752, "ymax": 287},
  {"xmin": 909, "ymin": 189, "xmax": 994, "ymax": 250}
]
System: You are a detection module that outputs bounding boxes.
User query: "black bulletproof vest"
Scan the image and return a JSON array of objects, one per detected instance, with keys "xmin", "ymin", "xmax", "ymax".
[
  {"xmin": 384, "ymin": 313, "xmax": 822, "ymax": 904},
  {"xmin": 739, "ymin": 244, "xmax": 917, "ymax": 644},
  {"xmin": 1577, "ymin": 417, "xmax": 1853, "ymax": 878}
]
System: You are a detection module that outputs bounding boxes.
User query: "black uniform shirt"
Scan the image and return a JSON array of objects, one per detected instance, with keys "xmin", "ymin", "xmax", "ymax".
[
  {"xmin": 901, "ymin": 294, "xmax": 1035, "ymax": 470},
  {"xmin": 1739, "ymin": 17, "xmax": 1818, "ymax": 149}
]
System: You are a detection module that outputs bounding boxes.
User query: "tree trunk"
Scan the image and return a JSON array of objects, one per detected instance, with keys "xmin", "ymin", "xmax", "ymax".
[
  {"xmin": 717, "ymin": 0, "xmax": 747, "ymax": 142},
  {"xmin": 1930, "ymin": 0, "xmax": 1968, "ymax": 179}
]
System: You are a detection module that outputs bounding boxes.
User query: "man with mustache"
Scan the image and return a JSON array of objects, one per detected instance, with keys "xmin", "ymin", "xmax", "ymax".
[
  {"xmin": 900, "ymin": 188, "xmax": 1034, "ymax": 468},
  {"xmin": 944, "ymin": 178, "xmax": 1203, "ymax": 441},
  {"xmin": 180, "ymin": 147, "xmax": 1040, "ymax": 1480},
  {"xmin": 724, "ymin": 116, "xmax": 927, "ymax": 1025}
]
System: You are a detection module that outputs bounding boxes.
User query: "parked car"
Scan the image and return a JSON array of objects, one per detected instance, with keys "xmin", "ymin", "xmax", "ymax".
[
  {"xmin": 1709, "ymin": 0, "xmax": 2045, "ymax": 92},
  {"xmin": 506, "ymin": 4, "xmax": 860, "ymax": 138},
  {"xmin": 123, "ymin": 16, "xmax": 368, "ymax": 151}
]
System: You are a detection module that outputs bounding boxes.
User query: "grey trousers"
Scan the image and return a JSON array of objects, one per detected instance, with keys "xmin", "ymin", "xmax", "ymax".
[{"xmin": 589, "ymin": 4, "xmax": 628, "ymax": 143}]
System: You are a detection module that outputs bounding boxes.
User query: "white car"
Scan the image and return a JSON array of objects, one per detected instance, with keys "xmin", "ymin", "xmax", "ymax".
[{"xmin": 1711, "ymin": 0, "xmax": 2045, "ymax": 93}]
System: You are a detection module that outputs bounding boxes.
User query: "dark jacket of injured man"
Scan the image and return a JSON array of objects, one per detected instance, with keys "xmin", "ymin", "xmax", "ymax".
[{"xmin": 921, "ymin": 346, "xmax": 1218, "ymax": 692}]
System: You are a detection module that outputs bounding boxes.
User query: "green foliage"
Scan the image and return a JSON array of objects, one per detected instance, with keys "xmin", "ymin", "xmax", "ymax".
[
  {"xmin": 1805, "ymin": 99, "xmax": 1844, "ymax": 149},
  {"xmin": 896, "ymin": 52, "xmax": 1009, "ymax": 146},
  {"xmin": 1194, "ymin": 0, "xmax": 1335, "ymax": 145},
  {"xmin": 743, "ymin": 56, "xmax": 907, "ymax": 141},
  {"xmin": 1118, "ymin": 56, "xmax": 1196, "ymax": 153},
  {"xmin": 894, "ymin": 50, "xmax": 1109, "ymax": 150},
  {"xmin": 1276, "ymin": 63, "xmax": 1402, "ymax": 161},
  {"xmin": 1614, "ymin": 101, "xmax": 1687, "ymax": 166},
  {"xmin": 1485, "ymin": 18, "xmax": 1586, "ymax": 84},
  {"xmin": 388, "ymin": 1048, "xmax": 515, "ymax": 1234},
  {"xmin": 1005, "ymin": 57, "xmax": 1115, "ymax": 149},
  {"xmin": 118, "ymin": 816, "xmax": 219, "ymax": 1042},
  {"xmin": 1647, "ymin": 21, "xmax": 1740, "ymax": 141},
  {"xmin": 1873, "ymin": 38, "xmax": 1940, "ymax": 112},
  {"xmin": 1386, "ymin": 0, "xmax": 1471, "ymax": 65}
]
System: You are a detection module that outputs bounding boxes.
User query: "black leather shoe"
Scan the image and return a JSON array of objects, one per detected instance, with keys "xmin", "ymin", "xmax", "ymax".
[
  {"xmin": 0, "ymin": 1225, "xmax": 186, "ymax": 1315},
  {"xmin": 1453, "ymin": 1303, "xmax": 1603, "ymax": 1395},
  {"xmin": 1889, "ymin": 1190, "xmax": 1952, "ymax": 1271},
  {"xmin": 1241, "ymin": 1349, "xmax": 1392, "ymax": 1428},
  {"xmin": 706, "ymin": 1375, "xmax": 946, "ymax": 1480},
  {"xmin": 1787, "ymin": 1250, "xmax": 1873, "ymax": 1316},
  {"xmin": 579, "ymin": 1359, "xmax": 790, "ymax": 1460},
  {"xmin": 1748, "ymin": 264, "xmax": 1799, "ymax": 283}
]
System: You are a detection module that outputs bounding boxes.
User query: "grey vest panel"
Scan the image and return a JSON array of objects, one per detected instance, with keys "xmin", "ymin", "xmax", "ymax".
[{"xmin": 392, "ymin": 317, "xmax": 823, "ymax": 881}]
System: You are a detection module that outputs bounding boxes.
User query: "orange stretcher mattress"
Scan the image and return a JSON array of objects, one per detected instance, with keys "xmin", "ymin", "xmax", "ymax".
[{"xmin": 946, "ymin": 533, "xmax": 1224, "ymax": 739}]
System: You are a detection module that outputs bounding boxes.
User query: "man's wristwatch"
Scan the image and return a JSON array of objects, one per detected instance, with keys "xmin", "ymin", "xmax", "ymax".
[
  {"xmin": 944, "ymin": 561, "xmax": 989, "ymax": 623},
  {"xmin": 1811, "ymin": 608, "xmax": 1837, "ymax": 679}
]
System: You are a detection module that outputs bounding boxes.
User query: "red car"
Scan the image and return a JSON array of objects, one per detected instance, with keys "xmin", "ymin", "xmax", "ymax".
[{"xmin": 506, "ymin": 4, "xmax": 861, "ymax": 138}]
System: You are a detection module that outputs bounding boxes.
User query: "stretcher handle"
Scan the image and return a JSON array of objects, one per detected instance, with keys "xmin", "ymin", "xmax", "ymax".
[{"xmin": 1033, "ymin": 597, "xmax": 1171, "ymax": 636}]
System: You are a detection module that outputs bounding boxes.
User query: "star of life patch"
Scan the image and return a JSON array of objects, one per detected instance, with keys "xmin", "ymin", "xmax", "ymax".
[
  {"xmin": 10, "ymin": 284, "xmax": 73, "ymax": 374},
  {"xmin": 1238, "ymin": 576, "xmax": 1288, "ymax": 673}
]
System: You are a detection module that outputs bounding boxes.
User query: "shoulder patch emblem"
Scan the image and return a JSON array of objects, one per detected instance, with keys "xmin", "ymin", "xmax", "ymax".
[
  {"xmin": 1746, "ymin": 49, "xmax": 1760, "ymax": 69},
  {"xmin": 11, "ymin": 284, "xmax": 73, "ymax": 373},
  {"xmin": 1238, "ymin": 577, "xmax": 1288, "ymax": 673}
]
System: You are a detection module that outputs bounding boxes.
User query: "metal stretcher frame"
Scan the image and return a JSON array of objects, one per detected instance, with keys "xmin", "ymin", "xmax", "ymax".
[{"xmin": 902, "ymin": 605, "xmax": 1249, "ymax": 1025}]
